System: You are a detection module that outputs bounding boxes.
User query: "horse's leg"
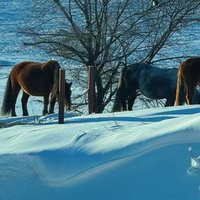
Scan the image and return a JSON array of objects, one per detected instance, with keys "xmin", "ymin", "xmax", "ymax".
[
  {"xmin": 122, "ymin": 100, "xmax": 127, "ymax": 111},
  {"xmin": 127, "ymin": 91, "xmax": 137, "ymax": 110},
  {"xmin": 11, "ymin": 85, "xmax": 21, "ymax": 116},
  {"xmin": 21, "ymin": 92, "xmax": 30, "ymax": 116},
  {"xmin": 165, "ymin": 98, "xmax": 174, "ymax": 106},
  {"xmin": 49, "ymin": 95, "xmax": 57, "ymax": 114},
  {"xmin": 192, "ymin": 89, "xmax": 200, "ymax": 104},
  {"xmin": 183, "ymin": 78, "xmax": 197, "ymax": 105},
  {"xmin": 43, "ymin": 95, "xmax": 49, "ymax": 115},
  {"xmin": 186, "ymin": 84, "xmax": 196, "ymax": 105}
]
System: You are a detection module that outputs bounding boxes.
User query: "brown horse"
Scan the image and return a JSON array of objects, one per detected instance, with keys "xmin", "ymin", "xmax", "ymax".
[
  {"xmin": 175, "ymin": 57, "xmax": 200, "ymax": 106},
  {"xmin": 1, "ymin": 60, "xmax": 72, "ymax": 116}
]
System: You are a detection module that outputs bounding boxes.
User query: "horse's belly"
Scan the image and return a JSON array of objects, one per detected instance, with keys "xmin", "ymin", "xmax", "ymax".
[
  {"xmin": 21, "ymin": 85, "xmax": 50, "ymax": 96},
  {"xmin": 19, "ymin": 76, "xmax": 52, "ymax": 96},
  {"xmin": 140, "ymin": 85, "xmax": 170, "ymax": 99}
]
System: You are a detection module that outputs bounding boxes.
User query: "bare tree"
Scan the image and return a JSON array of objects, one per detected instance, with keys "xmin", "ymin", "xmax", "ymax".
[
  {"xmin": 22, "ymin": 0, "xmax": 200, "ymax": 113},
  {"xmin": 142, "ymin": 0, "xmax": 200, "ymax": 63}
]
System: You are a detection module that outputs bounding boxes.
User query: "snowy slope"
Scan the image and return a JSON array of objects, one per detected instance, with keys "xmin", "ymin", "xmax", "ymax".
[
  {"xmin": 0, "ymin": 105, "xmax": 200, "ymax": 200},
  {"xmin": 1, "ymin": 1, "xmax": 200, "ymax": 199}
]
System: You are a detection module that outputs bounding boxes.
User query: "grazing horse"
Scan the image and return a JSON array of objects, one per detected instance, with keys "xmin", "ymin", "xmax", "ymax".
[
  {"xmin": 175, "ymin": 57, "xmax": 200, "ymax": 106},
  {"xmin": 1, "ymin": 60, "xmax": 72, "ymax": 116},
  {"xmin": 112, "ymin": 62, "xmax": 200, "ymax": 112}
]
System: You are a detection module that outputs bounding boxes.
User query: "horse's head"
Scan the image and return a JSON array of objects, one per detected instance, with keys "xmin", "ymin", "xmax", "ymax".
[{"xmin": 64, "ymin": 82, "xmax": 72, "ymax": 110}]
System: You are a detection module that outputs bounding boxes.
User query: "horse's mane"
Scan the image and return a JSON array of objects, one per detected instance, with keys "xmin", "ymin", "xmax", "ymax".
[
  {"xmin": 43, "ymin": 60, "xmax": 61, "ymax": 99},
  {"xmin": 42, "ymin": 60, "xmax": 60, "ymax": 70},
  {"xmin": 118, "ymin": 62, "xmax": 128, "ymax": 88}
]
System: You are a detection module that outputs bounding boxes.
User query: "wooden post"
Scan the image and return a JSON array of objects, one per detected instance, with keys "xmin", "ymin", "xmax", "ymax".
[
  {"xmin": 88, "ymin": 66, "xmax": 95, "ymax": 114},
  {"xmin": 59, "ymin": 68, "xmax": 65, "ymax": 124}
]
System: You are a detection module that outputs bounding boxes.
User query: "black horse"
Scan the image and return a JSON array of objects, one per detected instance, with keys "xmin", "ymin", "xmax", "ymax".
[{"xmin": 113, "ymin": 62, "xmax": 200, "ymax": 112}]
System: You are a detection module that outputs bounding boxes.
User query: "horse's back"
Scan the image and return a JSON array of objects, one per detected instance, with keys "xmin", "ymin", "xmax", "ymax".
[
  {"xmin": 12, "ymin": 60, "xmax": 58, "ymax": 71},
  {"xmin": 10, "ymin": 60, "xmax": 59, "ymax": 96},
  {"xmin": 11, "ymin": 60, "xmax": 59, "ymax": 78},
  {"xmin": 11, "ymin": 61, "xmax": 44, "ymax": 78},
  {"xmin": 181, "ymin": 57, "xmax": 200, "ymax": 81},
  {"xmin": 121, "ymin": 62, "xmax": 177, "ymax": 99},
  {"xmin": 123, "ymin": 62, "xmax": 177, "ymax": 87},
  {"xmin": 127, "ymin": 62, "xmax": 175, "ymax": 76}
]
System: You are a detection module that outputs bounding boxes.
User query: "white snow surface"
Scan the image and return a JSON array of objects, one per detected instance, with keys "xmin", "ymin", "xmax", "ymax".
[
  {"xmin": 1, "ymin": 1, "xmax": 200, "ymax": 199},
  {"xmin": 0, "ymin": 105, "xmax": 200, "ymax": 200}
]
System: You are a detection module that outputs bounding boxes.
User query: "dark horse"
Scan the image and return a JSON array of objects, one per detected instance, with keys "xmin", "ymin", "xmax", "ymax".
[
  {"xmin": 1, "ymin": 60, "xmax": 72, "ymax": 116},
  {"xmin": 113, "ymin": 62, "xmax": 200, "ymax": 112},
  {"xmin": 175, "ymin": 57, "xmax": 200, "ymax": 106}
]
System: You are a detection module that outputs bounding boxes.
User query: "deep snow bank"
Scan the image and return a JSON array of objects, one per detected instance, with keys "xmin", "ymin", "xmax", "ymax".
[{"xmin": 0, "ymin": 105, "xmax": 200, "ymax": 199}]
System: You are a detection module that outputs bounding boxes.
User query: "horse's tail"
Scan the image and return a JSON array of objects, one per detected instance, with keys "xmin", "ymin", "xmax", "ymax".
[
  {"xmin": 175, "ymin": 63, "xmax": 185, "ymax": 106},
  {"xmin": 1, "ymin": 75, "xmax": 13, "ymax": 115}
]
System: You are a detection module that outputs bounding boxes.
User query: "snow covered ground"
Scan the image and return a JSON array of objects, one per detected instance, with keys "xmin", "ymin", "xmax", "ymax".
[
  {"xmin": 0, "ymin": 105, "xmax": 200, "ymax": 199},
  {"xmin": 1, "ymin": 1, "xmax": 200, "ymax": 199}
]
